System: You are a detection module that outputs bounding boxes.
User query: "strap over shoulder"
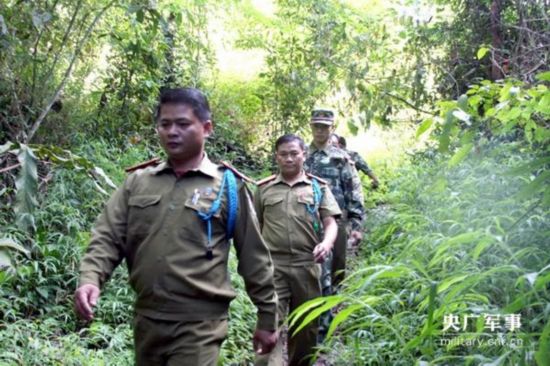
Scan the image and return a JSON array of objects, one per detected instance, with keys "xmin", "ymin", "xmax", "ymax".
[
  {"xmin": 256, "ymin": 174, "xmax": 277, "ymax": 186},
  {"xmin": 125, "ymin": 157, "xmax": 162, "ymax": 173},
  {"xmin": 305, "ymin": 172, "xmax": 328, "ymax": 185},
  {"xmin": 220, "ymin": 161, "xmax": 254, "ymax": 183}
]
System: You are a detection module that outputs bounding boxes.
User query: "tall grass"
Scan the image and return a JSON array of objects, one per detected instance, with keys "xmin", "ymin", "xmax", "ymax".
[{"xmin": 296, "ymin": 138, "xmax": 549, "ymax": 365}]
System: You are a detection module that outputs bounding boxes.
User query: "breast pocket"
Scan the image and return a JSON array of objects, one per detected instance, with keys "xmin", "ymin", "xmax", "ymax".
[
  {"xmin": 183, "ymin": 196, "xmax": 224, "ymax": 240},
  {"xmin": 297, "ymin": 190, "xmax": 316, "ymax": 215},
  {"xmin": 263, "ymin": 195, "xmax": 284, "ymax": 216},
  {"xmin": 128, "ymin": 194, "xmax": 162, "ymax": 237}
]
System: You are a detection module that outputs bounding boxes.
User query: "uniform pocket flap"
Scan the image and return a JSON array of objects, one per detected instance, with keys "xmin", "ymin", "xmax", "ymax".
[
  {"xmin": 297, "ymin": 192, "xmax": 315, "ymax": 205},
  {"xmin": 129, "ymin": 195, "xmax": 161, "ymax": 208},
  {"xmin": 264, "ymin": 196, "xmax": 284, "ymax": 206},
  {"xmin": 184, "ymin": 197, "xmax": 221, "ymax": 218}
]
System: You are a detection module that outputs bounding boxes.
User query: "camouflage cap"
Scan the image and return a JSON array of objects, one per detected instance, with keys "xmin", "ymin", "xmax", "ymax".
[{"xmin": 311, "ymin": 108, "xmax": 335, "ymax": 125}]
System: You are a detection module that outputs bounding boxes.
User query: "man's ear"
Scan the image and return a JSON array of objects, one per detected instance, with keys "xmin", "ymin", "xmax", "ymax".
[{"xmin": 203, "ymin": 120, "xmax": 213, "ymax": 137}]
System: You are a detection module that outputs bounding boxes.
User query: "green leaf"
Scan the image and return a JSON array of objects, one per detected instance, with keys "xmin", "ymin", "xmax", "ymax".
[
  {"xmin": 15, "ymin": 145, "xmax": 38, "ymax": 233},
  {"xmin": 416, "ymin": 118, "xmax": 433, "ymax": 138},
  {"xmin": 536, "ymin": 94, "xmax": 550, "ymax": 115},
  {"xmin": 0, "ymin": 250, "xmax": 12, "ymax": 270},
  {"xmin": 457, "ymin": 94, "xmax": 468, "ymax": 110},
  {"xmin": 0, "ymin": 237, "xmax": 30, "ymax": 257},
  {"xmin": 438, "ymin": 112, "xmax": 454, "ymax": 153},
  {"xmin": 0, "ymin": 14, "xmax": 7, "ymax": 35},
  {"xmin": 535, "ymin": 71, "xmax": 550, "ymax": 82},
  {"xmin": 92, "ymin": 167, "xmax": 117, "ymax": 190},
  {"xmin": 516, "ymin": 171, "xmax": 550, "ymax": 200},
  {"xmin": 506, "ymin": 157, "xmax": 550, "ymax": 175},
  {"xmin": 477, "ymin": 47, "xmax": 489, "ymax": 60},
  {"xmin": 535, "ymin": 320, "xmax": 550, "ymax": 366},
  {"xmin": 325, "ymin": 304, "xmax": 362, "ymax": 339},
  {"xmin": 288, "ymin": 295, "xmax": 344, "ymax": 335},
  {"xmin": 1, "ymin": 141, "xmax": 15, "ymax": 155},
  {"xmin": 448, "ymin": 143, "xmax": 473, "ymax": 167},
  {"xmin": 347, "ymin": 118, "xmax": 359, "ymax": 135}
]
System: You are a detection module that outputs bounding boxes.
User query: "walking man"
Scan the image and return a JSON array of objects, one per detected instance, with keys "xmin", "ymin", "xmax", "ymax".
[
  {"xmin": 75, "ymin": 87, "xmax": 278, "ymax": 365},
  {"xmin": 255, "ymin": 134, "xmax": 340, "ymax": 366}
]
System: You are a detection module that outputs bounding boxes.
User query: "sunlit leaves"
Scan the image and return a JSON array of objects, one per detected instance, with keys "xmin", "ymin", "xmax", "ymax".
[{"xmin": 477, "ymin": 47, "xmax": 489, "ymax": 60}]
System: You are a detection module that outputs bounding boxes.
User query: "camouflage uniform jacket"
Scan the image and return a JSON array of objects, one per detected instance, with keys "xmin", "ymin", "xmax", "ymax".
[{"xmin": 304, "ymin": 144, "xmax": 365, "ymax": 231}]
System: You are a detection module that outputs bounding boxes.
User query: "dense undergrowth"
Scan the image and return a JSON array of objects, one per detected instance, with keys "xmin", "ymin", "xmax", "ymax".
[
  {"xmin": 302, "ymin": 138, "xmax": 549, "ymax": 365},
  {"xmin": 2, "ymin": 131, "xmax": 547, "ymax": 365}
]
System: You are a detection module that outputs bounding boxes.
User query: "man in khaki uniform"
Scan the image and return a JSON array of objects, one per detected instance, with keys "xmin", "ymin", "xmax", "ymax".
[
  {"xmin": 74, "ymin": 87, "xmax": 278, "ymax": 365},
  {"xmin": 255, "ymin": 134, "xmax": 341, "ymax": 366}
]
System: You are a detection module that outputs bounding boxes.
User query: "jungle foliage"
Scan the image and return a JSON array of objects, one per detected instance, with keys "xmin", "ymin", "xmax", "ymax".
[{"xmin": 0, "ymin": 0, "xmax": 549, "ymax": 365}]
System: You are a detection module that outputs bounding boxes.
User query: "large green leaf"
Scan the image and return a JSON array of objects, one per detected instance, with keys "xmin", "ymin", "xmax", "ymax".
[
  {"xmin": 448, "ymin": 143, "xmax": 473, "ymax": 168},
  {"xmin": 416, "ymin": 118, "xmax": 433, "ymax": 138},
  {"xmin": 14, "ymin": 145, "xmax": 38, "ymax": 233},
  {"xmin": 0, "ymin": 237, "xmax": 30, "ymax": 257}
]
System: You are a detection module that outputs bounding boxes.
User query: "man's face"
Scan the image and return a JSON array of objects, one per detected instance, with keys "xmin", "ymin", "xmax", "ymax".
[
  {"xmin": 156, "ymin": 103, "xmax": 212, "ymax": 162},
  {"xmin": 329, "ymin": 135, "xmax": 339, "ymax": 147},
  {"xmin": 276, "ymin": 140, "xmax": 305, "ymax": 177},
  {"xmin": 310, "ymin": 123, "xmax": 333, "ymax": 146}
]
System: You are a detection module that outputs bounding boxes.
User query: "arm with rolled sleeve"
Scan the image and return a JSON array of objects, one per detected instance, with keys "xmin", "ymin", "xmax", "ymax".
[
  {"xmin": 233, "ymin": 183, "xmax": 277, "ymax": 331},
  {"xmin": 342, "ymin": 162, "xmax": 365, "ymax": 231},
  {"xmin": 352, "ymin": 152, "xmax": 373, "ymax": 175}
]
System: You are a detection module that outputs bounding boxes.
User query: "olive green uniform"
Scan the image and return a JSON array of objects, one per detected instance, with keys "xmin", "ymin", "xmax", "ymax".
[
  {"xmin": 254, "ymin": 172, "xmax": 341, "ymax": 366},
  {"xmin": 79, "ymin": 156, "xmax": 277, "ymax": 365}
]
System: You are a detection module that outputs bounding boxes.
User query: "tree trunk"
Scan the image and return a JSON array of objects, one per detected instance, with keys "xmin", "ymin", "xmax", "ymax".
[{"xmin": 490, "ymin": 0, "xmax": 504, "ymax": 80}]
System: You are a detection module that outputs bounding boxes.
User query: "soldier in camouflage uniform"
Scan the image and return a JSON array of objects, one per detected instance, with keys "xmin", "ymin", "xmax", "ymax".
[
  {"xmin": 304, "ymin": 109, "xmax": 365, "ymax": 342},
  {"xmin": 305, "ymin": 110, "xmax": 365, "ymax": 290},
  {"xmin": 331, "ymin": 134, "xmax": 379, "ymax": 189}
]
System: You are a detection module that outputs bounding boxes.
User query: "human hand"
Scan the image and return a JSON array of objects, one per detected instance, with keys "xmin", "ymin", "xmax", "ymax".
[
  {"xmin": 350, "ymin": 230, "xmax": 363, "ymax": 245},
  {"xmin": 252, "ymin": 329, "xmax": 278, "ymax": 355},
  {"xmin": 313, "ymin": 242, "xmax": 332, "ymax": 263},
  {"xmin": 371, "ymin": 180, "xmax": 380, "ymax": 189},
  {"xmin": 75, "ymin": 284, "xmax": 101, "ymax": 321}
]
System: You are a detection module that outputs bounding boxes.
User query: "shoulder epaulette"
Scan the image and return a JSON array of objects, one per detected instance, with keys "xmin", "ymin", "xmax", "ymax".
[
  {"xmin": 220, "ymin": 161, "xmax": 254, "ymax": 183},
  {"xmin": 256, "ymin": 174, "xmax": 277, "ymax": 186},
  {"xmin": 125, "ymin": 157, "xmax": 162, "ymax": 173},
  {"xmin": 306, "ymin": 172, "xmax": 328, "ymax": 185}
]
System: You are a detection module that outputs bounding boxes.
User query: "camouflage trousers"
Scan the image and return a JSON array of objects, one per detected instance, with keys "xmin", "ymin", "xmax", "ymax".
[{"xmin": 318, "ymin": 220, "xmax": 348, "ymax": 343}]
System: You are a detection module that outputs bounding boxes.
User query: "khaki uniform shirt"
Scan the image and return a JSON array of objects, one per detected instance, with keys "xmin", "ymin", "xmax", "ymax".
[
  {"xmin": 79, "ymin": 156, "xmax": 277, "ymax": 330},
  {"xmin": 254, "ymin": 172, "xmax": 341, "ymax": 266}
]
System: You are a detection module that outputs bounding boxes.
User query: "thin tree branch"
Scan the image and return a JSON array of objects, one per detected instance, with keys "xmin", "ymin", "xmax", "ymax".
[
  {"xmin": 0, "ymin": 163, "xmax": 21, "ymax": 174},
  {"xmin": 382, "ymin": 92, "xmax": 436, "ymax": 116},
  {"xmin": 26, "ymin": 0, "xmax": 117, "ymax": 143},
  {"xmin": 43, "ymin": 0, "xmax": 83, "ymax": 86}
]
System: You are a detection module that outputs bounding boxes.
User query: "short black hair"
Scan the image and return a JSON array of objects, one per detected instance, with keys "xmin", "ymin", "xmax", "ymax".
[
  {"xmin": 154, "ymin": 87, "xmax": 211, "ymax": 122},
  {"xmin": 338, "ymin": 135, "xmax": 347, "ymax": 148},
  {"xmin": 275, "ymin": 134, "xmax": 306, "ymax": 152}
]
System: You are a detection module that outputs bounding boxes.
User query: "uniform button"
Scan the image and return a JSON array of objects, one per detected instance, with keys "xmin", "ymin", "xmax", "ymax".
[{"xmin": 169, "ymin": 204, "xmax": 175, "ymax": 210}]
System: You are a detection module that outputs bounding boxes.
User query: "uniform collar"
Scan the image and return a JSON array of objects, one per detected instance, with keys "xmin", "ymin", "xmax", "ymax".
[
  {"xmin": 152, "ymin": 154, "xmax": 219, "ymax": 178},
  {"xmin": 273, "ymin": 171, "xmax": 310, "ymax": 186},
  {"xmin": 308, "ymin": 143, "xmax": 332, "ymax": 155}
]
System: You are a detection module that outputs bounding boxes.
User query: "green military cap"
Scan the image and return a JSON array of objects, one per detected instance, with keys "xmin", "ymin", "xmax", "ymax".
[{"xmin": 311, "ymin": 108, "xmax": 335, "ymax": 125}]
